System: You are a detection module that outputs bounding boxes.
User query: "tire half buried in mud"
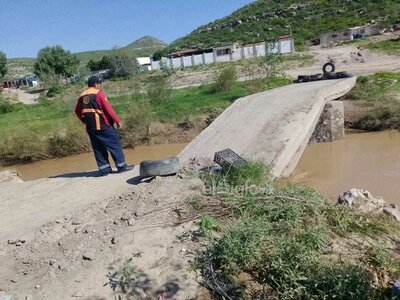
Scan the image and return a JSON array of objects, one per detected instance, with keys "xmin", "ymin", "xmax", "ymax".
[{"xmin": 139, "ymin": 156, "xmax": 181, "ymax": 178}]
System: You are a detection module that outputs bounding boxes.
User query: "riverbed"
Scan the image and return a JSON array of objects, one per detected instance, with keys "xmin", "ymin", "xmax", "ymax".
[
  {"xmin": 1, "ymin": 143, "xmax": 187, "ymax": 181},
  {"xmin": 2, "ymin": 131, "xmax": 400, "ymax": 204}
]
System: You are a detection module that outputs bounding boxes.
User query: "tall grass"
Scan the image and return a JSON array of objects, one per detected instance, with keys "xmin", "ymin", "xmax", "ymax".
[
  {"xmin": 119, "ymin": 98, "xmax": 151, "ymax": 147},
  {"xmin": 197, "ymin": 162, "xmax": 400, "ymax": 299},
  {"xmin": 344, "ymin": 72, "xmax": 400, "ymax": 130},
  {"xmin": 146, "ymin": 75, "xmax": 171, "ymax": 102},
  {"xmin": 214, "ymin": 65, "xmax": 238, "ymax": 92}
]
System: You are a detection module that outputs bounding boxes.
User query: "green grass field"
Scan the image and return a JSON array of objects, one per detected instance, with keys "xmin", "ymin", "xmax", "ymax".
[
  {"xmin": 367, "ymin": 38, "xmax": 400, "ymax": 56},
  {"xmin": 0, "ymin": 77, "xmax": 291, "ymax": 164}
]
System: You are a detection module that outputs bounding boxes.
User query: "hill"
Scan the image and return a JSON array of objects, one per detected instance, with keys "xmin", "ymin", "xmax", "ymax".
[
  {"xmin": 74, "ymin": 36, "xmax": 167, "ymax": 66},
  {"xmin": 167, "ymin": 0, "xmax": 400, "ymax": 52},
  {"xmin": 4, "ymin": 36, "xmax": 166, "ymax": 79}
]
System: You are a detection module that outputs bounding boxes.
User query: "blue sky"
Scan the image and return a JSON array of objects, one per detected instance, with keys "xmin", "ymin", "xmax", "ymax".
[{"xmin": 0, "ymin": 0, "xmax": 255, "ymax": 58}]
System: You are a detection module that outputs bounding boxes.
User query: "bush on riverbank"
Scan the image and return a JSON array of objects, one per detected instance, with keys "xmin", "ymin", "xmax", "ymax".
[
  {"xmin": 196, "ymin": 163, "xmax": 400, "ymax": 299},
  {"xmin": 344, "ymin": 72, "xmax": 400, "ymax": 131}
]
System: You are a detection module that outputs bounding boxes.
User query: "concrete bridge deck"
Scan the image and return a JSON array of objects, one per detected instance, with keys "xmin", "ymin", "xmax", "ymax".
[{"xmin": 178, "ymin": 78, "xmax": 357, "ymax": 177}]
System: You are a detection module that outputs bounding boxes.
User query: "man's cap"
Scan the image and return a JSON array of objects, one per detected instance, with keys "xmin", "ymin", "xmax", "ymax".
[{"xmin": 87, "ymin": 76, "xmax": 103, "ymax": 87}]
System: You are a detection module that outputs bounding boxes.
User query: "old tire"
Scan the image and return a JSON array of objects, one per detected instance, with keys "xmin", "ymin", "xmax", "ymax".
[
  {"xmin": 335, "ymin": 71, "xmax": 352, "ymax": 78},
  {"xmin": 297, "ymin": 75, "xmax": 311, "ymax": 83},
  {"xmin": 139, "ymin": 156, "xmax": 181, "ymax": 178},
  {"xmin": 322, "ymin": 62, "xmax": 335, "ymax": 73},
  {"xmin": 323, "ymin": 71, "xmax": 337, "ymax": 80},
  {"xmin": 310, "ymin": 73, "xmax": 323, "ymax": 81}
]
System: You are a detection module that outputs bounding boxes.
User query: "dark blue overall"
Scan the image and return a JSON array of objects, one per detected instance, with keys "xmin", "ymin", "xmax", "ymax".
[{"xmin": 78, "ymin": 90, "xmax": 127, "ymax": 175}]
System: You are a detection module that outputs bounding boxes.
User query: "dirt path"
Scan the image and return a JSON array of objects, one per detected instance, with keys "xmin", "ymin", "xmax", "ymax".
[
  {"xmin": 286, "ymin": 43, "xmax": 400, "ymax": 77},
  {"xmin": 171, "ymin": 38, "xmax": 400, "ymax": 89},
  {"xmin": 0, "ymin": 170, "xmax": 204, "ymax": 299},
  {"xmin": 3, "ymin": 88, "xmax": 39, "ymax": 105}
]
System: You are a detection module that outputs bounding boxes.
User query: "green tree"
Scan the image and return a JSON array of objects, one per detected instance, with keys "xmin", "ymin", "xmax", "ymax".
[
  {"xmin": 34, "ymin": 46, "xmax": 79, "ymax": 81},
  {"xmin": 0, "ymin": 51, "xmax": 7, "ymax": 79},
  {"xmin": 109, "ymin": 49, "xmax": 137, "ymax": 77},
  {"xmin": 87, "ymin": 55, "xmax": 112, "ymax": 72}
]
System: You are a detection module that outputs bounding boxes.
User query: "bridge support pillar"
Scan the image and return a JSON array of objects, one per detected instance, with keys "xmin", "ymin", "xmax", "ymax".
[{"xmin": 309, "ymin": 101, "xmax": 344, "ymax": 143}]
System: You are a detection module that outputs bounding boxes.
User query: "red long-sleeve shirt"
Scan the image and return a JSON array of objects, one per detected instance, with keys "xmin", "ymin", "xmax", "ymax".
[{"xmin": 75, "ymin": 89, "xmax": 120, "ymax": 126}]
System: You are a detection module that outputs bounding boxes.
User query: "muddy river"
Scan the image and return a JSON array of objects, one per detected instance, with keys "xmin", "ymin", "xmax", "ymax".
[
  {"xmin": 2, "ymin": 131, "xmax": 399, "ymax": 204},
  {"xmin": 1, "ymin": 143, "xmax": 187, "ymax": 181},
  {"xmin": 288, "ymin": 131, "xmax": 400, "ymax": 204}
]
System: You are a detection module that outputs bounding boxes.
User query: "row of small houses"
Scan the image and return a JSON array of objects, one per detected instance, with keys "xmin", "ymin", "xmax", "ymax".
[
  {"xmin": 2, "ymin": 76, "xmax": 40, "ymax": 89},
  {"xmin": 148, "ymin": 36, "xmax": 295, "ymax": 71}
]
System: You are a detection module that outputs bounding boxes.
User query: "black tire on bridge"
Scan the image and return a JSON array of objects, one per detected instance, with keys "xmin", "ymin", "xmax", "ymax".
[
  {"xmin": 139, "ymin": 156, "xmax": 181, "ymax": 178},
  {"xmin": 297, "ymin": 75, "xmax": 311, "ymax": 82},
  {"xmin": 322, "ymin": 62, "xmax": 336, "ymax": 73}
]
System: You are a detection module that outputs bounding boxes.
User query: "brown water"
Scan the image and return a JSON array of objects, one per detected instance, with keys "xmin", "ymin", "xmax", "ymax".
[
  {"xmin": 2, "ymin": 132, "xmax": 400, "ymax": 204},
  {"xmin": 1, "ymin": 143, "xmax": 187, "ymax": 181},
  {"xmin": 287, "ymin": 131, "xmax": 400, "ymax": 204}
]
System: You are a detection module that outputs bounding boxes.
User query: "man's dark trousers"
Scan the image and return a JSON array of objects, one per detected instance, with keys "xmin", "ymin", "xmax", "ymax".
[{"xmin": 88, "ymin": 125, "xmax": 126, "ymax": 175}]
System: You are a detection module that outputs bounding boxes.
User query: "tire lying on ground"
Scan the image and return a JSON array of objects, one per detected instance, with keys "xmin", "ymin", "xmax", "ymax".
[
  {"xmin": 309, "ymin": 73, "xmax": 323, "ymax": 81},
  {"xmin": 322, "ymin": 62, "xmax": 335, "ymax": 73},
  {"xmin": 139, "ymin": 156, "xmax": 181, "ymax": 178},
  {"xmin": 323, "ymin": 71, "xmax": 337, "ymax": 80},
  {"xmin": 297, "ymin": 75, "xmax": 311, "ymax": 83},
  {"xmin": 335, "ymin": 71, "xmax": 353, "ymax": 78}
]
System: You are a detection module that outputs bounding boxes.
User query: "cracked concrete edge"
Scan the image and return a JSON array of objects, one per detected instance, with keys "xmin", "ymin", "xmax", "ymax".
[{"xmin": 276, "ymin": 77, "xmax": 357, "ymax": 178}]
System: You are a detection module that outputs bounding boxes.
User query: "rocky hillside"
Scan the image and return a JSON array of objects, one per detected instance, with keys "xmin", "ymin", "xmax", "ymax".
[{"xmin": 167, "ymin": 0, "xmax": 400, "ymax": 52}]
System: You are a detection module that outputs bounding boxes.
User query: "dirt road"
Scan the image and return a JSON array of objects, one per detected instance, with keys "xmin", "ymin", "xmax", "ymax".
[
  {"xmin": 3, "ymin": 88, "xmax": 39, "ymax": 105},
  {"xmin": 171, "ymin": 41, "xmax": 400, "ymax": 89},
  {"xmin": 0, "ymin": 169, "xmax": 204, "ymax": 299}
]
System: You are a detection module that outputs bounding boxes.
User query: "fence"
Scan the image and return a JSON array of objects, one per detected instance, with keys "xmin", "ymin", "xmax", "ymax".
[{"xmin": 151, "ymin": 39, "xmax": 294, "ymax": 70}]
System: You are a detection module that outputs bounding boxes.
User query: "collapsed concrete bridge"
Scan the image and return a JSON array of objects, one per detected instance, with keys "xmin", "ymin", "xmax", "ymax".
[{"xmin": 178, "ymin": 78, "xmax": 357, "ymax": 177}]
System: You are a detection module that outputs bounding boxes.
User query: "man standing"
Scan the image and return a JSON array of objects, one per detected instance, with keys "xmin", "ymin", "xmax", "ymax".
[{"xmin": 75, "ymin": 76, "xmax": 133, "ymax": 176}]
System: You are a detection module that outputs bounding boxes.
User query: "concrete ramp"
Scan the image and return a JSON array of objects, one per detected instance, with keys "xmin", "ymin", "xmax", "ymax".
[{"xmin": 178, "ymin": 78, "xmax": 357, "ymax": 177}]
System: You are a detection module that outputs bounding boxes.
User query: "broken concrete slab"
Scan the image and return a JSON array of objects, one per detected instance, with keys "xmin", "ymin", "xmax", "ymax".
[{"xmin": 179, "ymin": 78, "xmax": 356, "ymax": 177}]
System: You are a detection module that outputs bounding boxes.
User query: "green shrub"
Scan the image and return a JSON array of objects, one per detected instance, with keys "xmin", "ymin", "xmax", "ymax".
[
  {"xmin": 47, "ymin": 118, "xmax": 90, "ymax": 157},
  {"xmin": 0, "ymin": 124, "xmax": 49, "ymax": 163},
  {"xmin": 0, "ymin": 99, "xmax": 21, "ymax": 114},
  {"xmin": 119, "ymin": 99, "xmax": 151, "ymax": 147},
  {"xmin": 196, "ymin": 171, "xmax": 400, "ymax": 299},
  {"xmin": 245, "ymin": 78, "xmax": 266, "ymax": 94},
  {"xmin": 355, "ymin": 108, "xmax": 400, "ymax": 131},
  {"xmin": 223, "ymin": 161, "xmax": 272, "ymax": 187},
  {"xmin": 199, "ymin": 215, "xmax": 220, "ymax": 235},
  {"xmin": 214, "ymin": 65, "xmax": 238, "ymax": 92},
  {"xmin": 46, "ymin": 85, "xmax": 67, "ymax": 97},
  {"xmin": 146, "ymin": 75, "xmax": 171, "ymax": 102}
]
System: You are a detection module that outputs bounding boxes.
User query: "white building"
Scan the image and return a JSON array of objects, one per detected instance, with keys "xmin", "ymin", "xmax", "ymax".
[{"xmin": 136, "ymin": 57, "xmax": 152, "ymax": 71}]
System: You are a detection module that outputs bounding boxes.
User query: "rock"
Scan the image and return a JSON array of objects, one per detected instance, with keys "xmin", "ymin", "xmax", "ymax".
[
  {"xmin": 35, "ymin": 285, "xmax": 41, "ymax": 289},
  {"xmin": 111, "ymin": 237, "xmax": 118, "ymax": 244},
  {"xmin": 49, "ymin": 259, "xmax": 57, "ymax": 266},
  {"xmin": 71, "ymin": 291, "xmax": 85, "ymax": 297},
  {"xmin": 128, "ymin": 218, "xmax": 135, "ymax": 226},
  {"xmin": 55, "ymin": 218, "xmax": 64, "ymax": 224},
  {"xmin": 337, "ymin": 189, "xmax": 385, "ymax": 213},
  {"xmin": 71, "ymin": 218, "xmax": 83, "ymax": 225},
  {"xmin": 383, "ymin": 207, "xmax": 400, "ymax": 222},
  {"xmin": 82, "ymin": 253, "xmax": 95, "ymax": 261},
  {"xmin": 58, "ymin": 264, "xmax": 67, "ymax": 271},
  {"xmin": 120, "ymin": 213, "xmax": 130, "ymax": 221},
  {"xmin": 25, "ymin": 296, "xmax": 33, "ymax": 300}
]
